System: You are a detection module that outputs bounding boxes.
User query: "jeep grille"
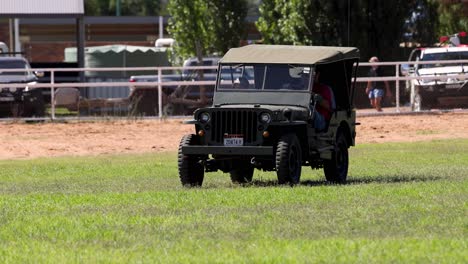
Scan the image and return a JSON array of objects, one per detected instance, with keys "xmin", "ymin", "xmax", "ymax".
[{"xmin": 210, "ymin": 110, "xmax": 258, "ymax": 145}]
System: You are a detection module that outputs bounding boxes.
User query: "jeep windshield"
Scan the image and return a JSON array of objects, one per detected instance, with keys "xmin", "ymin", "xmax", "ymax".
[
  {"xmin": 0, "ymin": 60, "xmax": 31, "ymax": 76},
  {"xmin": 217, "ymin": 64, "xmax": 312, "ymax": 91},
  {"xmin": 420, "ymin": 51, "xmax": 468, "ymax": 68}
]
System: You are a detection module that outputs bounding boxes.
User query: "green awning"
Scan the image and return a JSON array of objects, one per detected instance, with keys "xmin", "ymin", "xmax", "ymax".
[{"xmin": 64, "ymin": 45, "xmax": 171, "ymax": 77}]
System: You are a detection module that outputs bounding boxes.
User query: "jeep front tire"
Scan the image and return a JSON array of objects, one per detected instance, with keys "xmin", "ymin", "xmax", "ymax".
[
  {"xmin": 178, "ymin": 134, "xmax": 204, "ymax": 187},
  {"xmin": 275, "ymin": 133, "xmax": 302, "ymax": 184}
]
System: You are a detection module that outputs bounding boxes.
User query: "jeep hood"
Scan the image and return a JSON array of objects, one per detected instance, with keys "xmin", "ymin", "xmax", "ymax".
[
  {"xmin": 213, "ymin": 91, "xmax": 311, "ymax": 108},
  {"xmin": 211, "ymin": 104, "xmax": 308, "ymax": 112}
]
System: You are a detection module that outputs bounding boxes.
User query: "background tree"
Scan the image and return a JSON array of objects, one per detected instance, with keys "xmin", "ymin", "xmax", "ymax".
[
  {"xmin": 403, "ymin": 0, "xmax": 439, "ymax": 46},
  {"xmin": 257, "ymin": 0, "xmax": 419, "ymax": 60},
  {"xmin": 256, "ymin": 0, "xmax": 285, "ymax": 44},
  {"xmin": 209, "ymin": 0, "xmax": 248, "ymax": 54},
  {"xmin": 257, "ymin": 1, "xmax": 345, "ymax": 46},
  {"xmin": 434, "ymin": 0, "xmax": 468, "ymax": 35},
  {"xmin": 167, "ymin": 0, "xmax": 213, "ymax": 63},
  {"xmin": 167, "ymin": 0, "xmax": 248, "ymax": 60},
  {"xmin": 357, "ymin": 0, "xmax": 418, "ymax": 60}
]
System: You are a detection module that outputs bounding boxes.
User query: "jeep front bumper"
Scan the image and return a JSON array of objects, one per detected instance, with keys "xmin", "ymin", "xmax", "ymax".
[{"xmin": 182, "ymin": 146, "xmax": 273, "ymax": 156}]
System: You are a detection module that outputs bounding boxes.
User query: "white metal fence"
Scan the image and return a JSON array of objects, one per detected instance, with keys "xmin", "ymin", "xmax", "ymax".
[{"xmin": 0, "ymin": 60, "xmax": 467, "ymax": 120}]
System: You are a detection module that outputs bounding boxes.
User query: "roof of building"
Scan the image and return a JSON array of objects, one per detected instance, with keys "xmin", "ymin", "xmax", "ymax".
[
  {"xmin": 220, "ymin": 45, "xmax": 360, "ymax": 65},
  {"xmin": 0, "ymin": 0, "xmax": 84, "ymax": 18}
]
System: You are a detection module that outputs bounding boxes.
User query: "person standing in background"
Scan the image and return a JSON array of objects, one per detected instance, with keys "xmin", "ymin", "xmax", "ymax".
[{"xmin": 366, "ymin": 56, "xmax": 392, "ymax": 111}]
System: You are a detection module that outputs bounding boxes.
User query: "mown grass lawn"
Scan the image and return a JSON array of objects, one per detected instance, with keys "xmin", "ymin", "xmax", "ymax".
[{"xmin": 0, "ymin": 140, "xmax": 467, "ymax": 263}]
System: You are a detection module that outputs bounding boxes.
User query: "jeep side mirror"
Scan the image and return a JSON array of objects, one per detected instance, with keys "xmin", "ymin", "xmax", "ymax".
[{"xmin": 400, "ymin": 64, "xmax": 414, "ymax": 76}]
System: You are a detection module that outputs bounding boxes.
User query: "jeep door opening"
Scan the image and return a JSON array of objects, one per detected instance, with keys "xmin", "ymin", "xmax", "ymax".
[{"xmin": 178, "ymin": 45, "xmax": 360, "ymax": 186}]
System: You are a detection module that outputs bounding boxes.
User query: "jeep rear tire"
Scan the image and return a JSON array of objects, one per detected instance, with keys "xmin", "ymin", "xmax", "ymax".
[
  {"xmin": 324, "ymin": 131, "xmax": 348, "ymax": 183},
  {"xmin": 178, "ymin": 134, "xmax": 204, "ymax": 187},
  {"xmin": 276, "ymin": 134, "xmax": 302, "ymax": 184},
  {"xmin": 230, "ymin": 164, "xmax": 254, "ymax": 184}
]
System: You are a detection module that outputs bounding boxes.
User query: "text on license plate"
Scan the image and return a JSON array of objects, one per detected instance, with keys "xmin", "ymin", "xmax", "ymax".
[{"xmin": 223, "ymin": 135, "xmax": 244, "ymax": 146}]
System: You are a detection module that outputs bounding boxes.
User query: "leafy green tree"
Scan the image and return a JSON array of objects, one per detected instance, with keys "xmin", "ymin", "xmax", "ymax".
[
  {"xmin": 256, "ymin": 0, "xmax": 285, "ymax": 44},
  {"xmin": 257, "ymin": 0, "xmax": 348, "ymax": 45},
  {"xmin": 167, "ymin": 0, "xmax": 248, "ymax": 103},
  {"xmin": 167, "ymin": 0, "xmax": 212, "ymax": 62},
  {"xmin": 257, "ymin": 0, "xmax": 419, "ymax": 60},
  {"xmin": 209, "ymin": 0, "xmax": 248, "ymax": 54},
  {"xmin": 166, "ymin": 0, "xmax": 210, "ymax": 103},
  {"xmin": 167, "ymin": 0, "xmax": 248, "ymax": 59},
  {"xmin": 433, "ymin": 0, "xmax": 468, "ymax": 35}
]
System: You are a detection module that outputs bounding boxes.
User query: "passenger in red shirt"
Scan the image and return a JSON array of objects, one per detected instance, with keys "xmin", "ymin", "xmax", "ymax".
[{"xmin": 311, "ymin": 71, "xmax": 333, "ymax": 131}]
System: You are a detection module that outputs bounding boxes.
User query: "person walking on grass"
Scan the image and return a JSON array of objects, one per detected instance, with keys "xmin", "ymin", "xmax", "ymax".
[{"xmin": 366, "ymin": 56, "xmax": 392, "ymax": 111}]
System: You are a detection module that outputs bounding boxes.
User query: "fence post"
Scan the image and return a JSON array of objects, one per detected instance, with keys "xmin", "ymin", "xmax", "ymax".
[
  {"xmin": 51, "ymin": 70, "xmax": 56, "ymax": 120},
  {"xmin": 158, "ymin": 68, "xmax": 162, "ymax": 118},
  {"xmin": 395, "ymin": 64, "xmax": 400, "ymax": 112},
  {"xmin": 410, "ymin": 78, "xmax": 415, "ymax": 111}
]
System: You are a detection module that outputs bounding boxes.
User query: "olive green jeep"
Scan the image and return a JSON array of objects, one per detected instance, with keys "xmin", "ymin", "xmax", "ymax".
[{"xmin": 179, "ymin": 45, "xmax": 360, "ymax": 186}]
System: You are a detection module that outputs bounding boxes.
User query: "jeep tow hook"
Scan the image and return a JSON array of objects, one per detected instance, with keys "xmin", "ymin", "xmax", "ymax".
[
  {"xmin": 251, "ymin": 157, "xmax": 262, "ymax": 168},
  {"xmin": 204, "ymin": 159, "xmax": 218, "ymax": 172}
]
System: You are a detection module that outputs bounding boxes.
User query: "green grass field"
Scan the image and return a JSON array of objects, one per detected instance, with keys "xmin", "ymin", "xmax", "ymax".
[{"xmin": 0, "ymin": 140, "xmax": 467, "ymax": 263}]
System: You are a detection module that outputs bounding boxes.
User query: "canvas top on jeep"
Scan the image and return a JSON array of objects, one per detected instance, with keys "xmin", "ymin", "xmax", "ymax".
[
  {"xmin": 213, "ymin": 45, "xmax": 360, "ymax": 108},
  {"xmin": 220, "ymin": 45, "xmax": 360, "ymax": 65}
]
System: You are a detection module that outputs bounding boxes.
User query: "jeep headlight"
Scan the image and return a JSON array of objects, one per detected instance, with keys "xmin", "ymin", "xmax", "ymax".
[
  {"xmin": 199, "ymin": 112, "xmax": 210, "ymax": 123},
  {"xmin": 260, "ymin": 112, "xmax": 271, "ymax": 123}
]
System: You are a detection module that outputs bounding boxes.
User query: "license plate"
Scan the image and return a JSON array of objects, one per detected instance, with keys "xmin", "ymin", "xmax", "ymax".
[{"xmin": 224, "ymin": 135, "xmax": 244, "ymax": 146}]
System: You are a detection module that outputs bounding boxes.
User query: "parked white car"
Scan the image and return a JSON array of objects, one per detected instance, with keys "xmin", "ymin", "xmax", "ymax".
[
  {"xmin": 0, "ymin": 56, "xmax": 45, "ymax": 117},
  {"xmin": 401, "ymin": 45, "xmax": 468, "ymax": 111}
]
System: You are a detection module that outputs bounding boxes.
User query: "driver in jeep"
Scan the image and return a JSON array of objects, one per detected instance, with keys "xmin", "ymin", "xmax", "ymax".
[{"xmin": 311, "ymin": 70, "xmax": 334, "ymax": 131}]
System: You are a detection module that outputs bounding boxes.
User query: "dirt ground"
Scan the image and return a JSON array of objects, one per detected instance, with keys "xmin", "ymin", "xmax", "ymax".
[{"xmin": 0, "ymin": 112, "xmax": 467, "ymax": 160}]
